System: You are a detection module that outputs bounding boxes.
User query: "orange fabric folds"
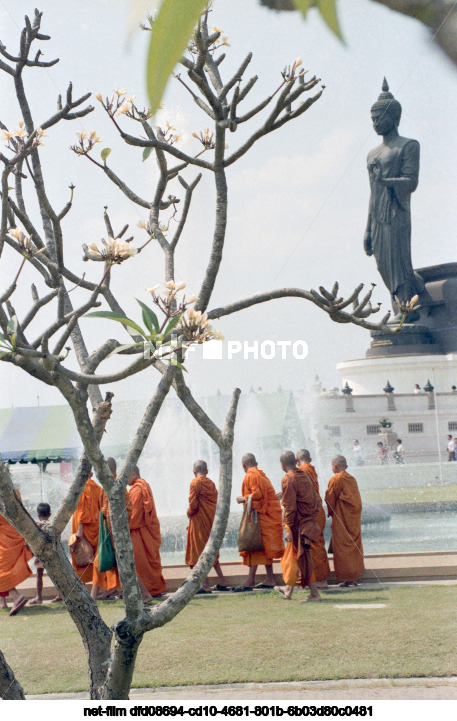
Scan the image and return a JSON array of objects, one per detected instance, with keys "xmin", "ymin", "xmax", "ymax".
[
  {"xmin": 280, "ymin": 539, "xmax": 298, "ymax": 586},
  {"xmin": 240, "ymin": 467, "xmax": 284, "ymax": 567},
  {"xmin": 92, "ymin": 489, "xmax": 133, "ymax": 591},
  {"xmin": 185, "ymin": 476, "xmax": 219, "ymax": 567},
  {"xmin": 71, "ymin": 477, "xmax": 103, "ymax": 583},
  {"xmin": 129, "ymin": 478, "xmax": 166, "ymax": 596},
  {"xmin": 325, "ymin": 470, "xmax": 364, "ymax": 582},
  {"xmin": 0, "ymin": 502, "xmax": 32, "ymax": 593},
  {"xmin": 298, "ymin": 463, "xmax": 330, "ymax": 582}
]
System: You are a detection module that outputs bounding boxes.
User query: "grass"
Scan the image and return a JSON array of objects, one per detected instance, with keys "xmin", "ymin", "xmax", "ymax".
[
  {"xmin": 1, "ymin": 585, "xmax": 457, "ymax": 695},
  {"xmin": 362, "ymin": 484, "xmax": 457, "ymax": 505}
]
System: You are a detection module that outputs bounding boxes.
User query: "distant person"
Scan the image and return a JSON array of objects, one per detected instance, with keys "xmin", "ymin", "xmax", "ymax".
[
  {"xmin": 185, "ymin": 460, "xmax": 230, "ymax": 593},
  {"xmin": 325, "ymin": 456, "xmax": 364, "ymax": 587},
  {"xmin": 0, "ymin": 488, "xmax": 33, "ymax": 616},
  {"xmin": 234, "ymin": 453, "xmax": 284, "ymax": 591},
  {"xmin": 447, "ymin": 435, "xmax": 455, "ymax": 462},
  {"xmin": 414, "ymin": 384, "xmax": 421, "ymax": 394},
  {"xmin": 296, "ymin": 449, "xmax": 330, "ymax": 588},
  {"xmin": 352, "ymin": 439, "xmax": 364, "ymax": 466},
  {"xmin": 274, "ymin": 451, "xmax": 322, "ymax": 602},
  {"xmin": 394, "ymin": 439, "xmax": 405, "ymax": 465},
  {"xmin": 29, "ymin": 502, "xmax": 51, "ymax": 605},
  {"xmin": 451, "ymin": 386, "xmax": 457, "ymax": 392},
  {"xmin": 377, "ymin": 441, "xmax": 388, "ymax": 464}
]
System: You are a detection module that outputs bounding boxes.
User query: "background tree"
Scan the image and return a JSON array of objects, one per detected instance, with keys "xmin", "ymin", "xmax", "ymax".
[{"xmin": 0, "ymin": 9, "xmax": 394, "ymax": 700}]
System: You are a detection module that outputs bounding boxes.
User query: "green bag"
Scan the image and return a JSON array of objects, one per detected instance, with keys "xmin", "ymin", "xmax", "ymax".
[{"xmin": 98, "ymin": 510, "xmax": 116, "ymax": 573}]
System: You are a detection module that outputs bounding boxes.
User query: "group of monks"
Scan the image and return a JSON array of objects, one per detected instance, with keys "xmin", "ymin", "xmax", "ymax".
[
  {"xmin": 0, "ymin": 449, "xmax": 364, "ymax": 613},
  {"xmin": 186, "ymin": 449, "xmax": 365, "ymax": 600},
  {"xmin": 70, "ymin": 458, "xmax": 166, "ymax": 603}
]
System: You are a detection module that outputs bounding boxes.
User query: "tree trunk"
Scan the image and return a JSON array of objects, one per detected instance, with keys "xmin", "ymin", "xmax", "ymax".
[
  {"xmin": 0, "ymin": 649, "xmax": 25, "ymax": 700},
  {"xmin": 101, "ymin": 632, "xmax": 142, "ymax": 700},
  {"xmin": 39, "ymin": 540, "xmax": 112, "ymax": 698}
]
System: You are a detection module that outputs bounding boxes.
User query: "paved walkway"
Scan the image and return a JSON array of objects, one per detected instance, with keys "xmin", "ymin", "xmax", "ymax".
[{"xmin": 27, "ymin": 677, "xmax": 457, "ymax": 701}]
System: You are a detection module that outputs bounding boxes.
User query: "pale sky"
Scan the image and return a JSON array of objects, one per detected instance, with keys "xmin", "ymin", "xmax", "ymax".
[{"xmin": 1, "ymin": 0, "xmax": 456, "ymax": 409}]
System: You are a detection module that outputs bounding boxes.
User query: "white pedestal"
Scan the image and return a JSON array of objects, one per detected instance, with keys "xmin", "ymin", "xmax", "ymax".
[{"xmin": 337, "ymin": 353, "xmax": 457, "ymax": 395}]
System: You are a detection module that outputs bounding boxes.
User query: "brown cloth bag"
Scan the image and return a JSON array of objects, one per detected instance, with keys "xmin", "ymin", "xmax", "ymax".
[
  {"xmin": 69, "ymin": 534, "xmax": 95, "ymax": 567},
  {"xmin": 238, "ymin": 495, "xmax": 264, "ymax": 553}
]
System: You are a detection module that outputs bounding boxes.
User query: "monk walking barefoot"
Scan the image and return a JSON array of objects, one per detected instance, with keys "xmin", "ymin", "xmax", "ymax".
[
  {"xmin": 128, "ymin": 466, "xmax": 166, "ymax": 597},
  {"xmin": 0, "ymin": 488, "xmax": 33, "ymax": 616},
  {"xmin": 235, "ymin": 453, "xmax": 284, "ymax": 591},
  {"xmin": 325, "ymin": 456, "xmax": 364, "ymax": 586},
  {"xmin": 277, "ymin": 451, "xmax": 322, "ymax": 602},
  {"xmin": 296, "ymin": 449, "xmax": 330, "ymax": 589},
  {"xmin": 185, "ymin": 460, "xmax": 229, "ymax": 593}
]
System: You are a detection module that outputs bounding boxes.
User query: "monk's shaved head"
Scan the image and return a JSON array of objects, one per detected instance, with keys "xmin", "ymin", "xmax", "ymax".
[
  {"xmin": 106, "ymin": 457, "xmax": 117, "ymax": 475},
  {"xmin": 128, "ymin": 465, "xmax": 140, "ymax": 485},
  {"xmin": 193, "ymin": 460, "xmax": 208, "ymax": 476},
  {"xmin": 242, "ymin": 453, "xmax": 257, "ymax": 469},
  {"xmin": 296, "ymin": 448, "xmax": 311, "ymax": 463},
  {"xmin": 332, "ymin": 455, "xmax": 347, "ymax": 470},
  {"xmin": 280, "ymin": 450, "xmax": 297, "ymax": 469}
]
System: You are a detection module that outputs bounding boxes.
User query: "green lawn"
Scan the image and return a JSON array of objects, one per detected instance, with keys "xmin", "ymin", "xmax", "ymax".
[
  {"xmin": 362, "ymin": 484, "xmax": 457, "ymax": 505},
  {"xmin": 1, "ymin": 586, "xmax": 456, "ymax": 695}
]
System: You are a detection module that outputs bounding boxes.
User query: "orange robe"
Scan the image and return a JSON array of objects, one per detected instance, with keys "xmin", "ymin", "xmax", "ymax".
[
  {"xmin": 325, "ymin": 470, "xmax": 364, "ymax": 582},
  {"xmin": 129, "ymin": 478, "xmax": 166, "ymax": 596},
  {"xmin": 0, "ymin": 492, "xmax": 32, "ymax": 594},
  {"xmin": 299, "ymin": 463, "xmax": 330, "ymax": 582},
  {"xmin": 240, "ymin": 467, "xmax": 284, "ymax": 567},
  {"xmin": 71, "ymin": 477, "xmax": 103, "ymax": 584},
  {"xmin": 281, "ymin": 468, "xmax": 321, "ymax": 587},
  {"xmin": 92, "ymin": 489, "xmax": 133, "ymax": 591},
  {"xmin": 185, "ymin": 476, "xmax": 219, "ymax": 567}
]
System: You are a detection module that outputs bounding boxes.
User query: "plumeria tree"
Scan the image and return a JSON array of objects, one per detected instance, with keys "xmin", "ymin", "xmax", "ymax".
[{"xmin": 0, "ymin": 9, "xmax": 397, "ymax": 700}]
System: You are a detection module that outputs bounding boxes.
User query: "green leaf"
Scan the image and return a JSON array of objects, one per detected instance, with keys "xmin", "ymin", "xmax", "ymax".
[
  {"xmin": 107, "ymin": 342, "xmax": 145, "ymax": 358},
  {"xmin": 294, "ymin": 0, "xmax": 343, "ymax": 41},
  {"xmin": 146, "ymin": 0, "xmax": 207, "ymax": 117},
  {"xmin": 293, "ymin": 0, "xmax": 313, "ymax": 19},
  {"xmin": 84, "ymin": 311, "xmax": 146, "ymax": 338},
  {"xmin": 6, "ymin": 316, "xmax": 18, "ymax": 336},
  {"xmin": 0, "ymin": 333, "xmax": 5, "ymax": 343},
  {"xmin": 162, "ymin": 311, "xmax": 184, "ymax": 339},
  {"xmin": 143, "ymin": 146, "xmax": 154, "ymax": 162},
  {"xmin": 170, "ymin": 357, "xmax": 187, "ymax": 372},
  {"xmin": 136, "ymin": 298, "xmax": 160, "ymax": 334},
  {"xmin": 101, "ymin": 148, "xmax": 111, "ymax": 163},
  {"xmin": 317, "ymin": 0, "xmax": 343, "ymax": 40}
]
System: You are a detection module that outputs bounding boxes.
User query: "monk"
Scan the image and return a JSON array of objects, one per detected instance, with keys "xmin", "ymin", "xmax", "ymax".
[
  {"xmin": 70, "ymin": 475, "xmax": 103, "ymax": 586},
  {"xmin": 235, "ymin": 453, "xmax": 284, "ymax": 591},
  {"xmin": 91, "ymin": 457, "xmax": 133, "ymax": 601},
  {"xmin": 296, "ymin": 449, "xmax": 330, "ymax": 588},
  {"xmin": 185, "ymin": 460, "xmax": 230, "ymax": 593},
  {"xmin": 128, "ymin": 466, "xmax": 166, "ymax": 597},
  {"xmin": 275, "ymin": 450, "xmax": 321, "ymax": 602},
  {"xmin": 325, "ymin": 455, "xmax": 364, "ymax": 586},
  {"xmin": 0, "ymin": 488, "xmax": 33, "ymax": 616}
]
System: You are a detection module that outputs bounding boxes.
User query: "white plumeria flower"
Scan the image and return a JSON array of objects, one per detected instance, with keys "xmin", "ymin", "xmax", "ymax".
[
  {"xmin": 145, "ymin": 285, "xmax": 160, "ymax": 294},
  {"xmin": 176, "ymin": 282, "xmax": 186, "ymax": 291},
  {"xmin": 89, "ymin": 130, "xmax": 101, "ymax": 143},
  {"xmin": 76, "ymin": 130, "xmax": 88, "ymax": 141},
  {"xmin": 114, "ymin": 88, "xmax": 127, "ymax": 97},
  {"xmin": 95, "ymin": 92, "xmax": 103, "ymax": 102},
  {"xmin": 187, "ymin": 295, "xmax": 197, "ymax": 304},
  {"xmin": 114, "ymin": 102, "xmax": 131, "ymax": 117},
  {"xmin": 1, "ymin": 130, "xmax": 18, "ymax": 141}
]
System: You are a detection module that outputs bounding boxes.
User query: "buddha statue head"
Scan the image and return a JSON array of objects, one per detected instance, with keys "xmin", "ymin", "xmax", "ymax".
[{"xmin": 370, "ymin": 78, "xmax": 402, "ymax": 135}]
